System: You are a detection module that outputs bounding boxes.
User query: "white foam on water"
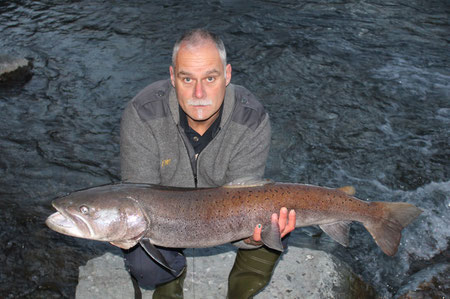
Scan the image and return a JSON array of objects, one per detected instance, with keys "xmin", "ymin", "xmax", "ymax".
[{"xmin": 393, "ymin": 180, "xmax": 450, "ymax": 260}]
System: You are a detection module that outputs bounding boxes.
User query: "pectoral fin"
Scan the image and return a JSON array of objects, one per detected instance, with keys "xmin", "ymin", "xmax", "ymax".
[
  {"xmin": 139, "ymin": 239, "xmax": 176, "ymax": 273},
  {"xmin": 319, "ymin": 221, "xmax": 352, "ymax": 247},
  {"xmin": 261, "ymin": 220, "xmax": 284, "ymax": 251},
  {"xmin": 109, "ymin": 240, "xmax": 138, "ymax": 249}
]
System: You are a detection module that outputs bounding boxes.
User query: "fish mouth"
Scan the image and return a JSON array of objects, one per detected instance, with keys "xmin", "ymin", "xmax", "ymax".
[{"xmin": 45, "ymin": 203, "xmax": 94, "ymax": 239}]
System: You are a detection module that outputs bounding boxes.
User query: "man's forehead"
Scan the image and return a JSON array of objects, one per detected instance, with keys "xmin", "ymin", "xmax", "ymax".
[
  {"xmin": 175, "ymin": 48, "xmax": 223, "ymax": 74},
  {"xmin": 176, "ymin": 68, "xmax": 221, "ymax": 76}
]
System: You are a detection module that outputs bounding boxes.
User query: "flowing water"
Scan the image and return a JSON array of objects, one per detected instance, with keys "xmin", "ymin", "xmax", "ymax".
[{"xmin": 0, "ymin": 0, "xmax": 448, "ymax": 298}]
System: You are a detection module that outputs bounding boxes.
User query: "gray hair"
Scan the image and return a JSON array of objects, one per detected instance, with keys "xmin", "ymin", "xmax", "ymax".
[{"xmin": 172, "ymin": 29, "xmax": 227, "ymax": 71}]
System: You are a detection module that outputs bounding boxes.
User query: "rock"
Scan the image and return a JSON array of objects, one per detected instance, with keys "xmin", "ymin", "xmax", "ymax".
[
  {"xmin": 396, "ymin": 263, "xmax": 449, "ymax": 299},
  {"xmin": 255, "ymin": 247, "xmax": 376, "ymax": 299},
  {"xmin": 76, "ymin": 250, "xmax": 136, "ymax": 299},
  {"xmin": 77, "ymin": 246, "xmax": 376, "ymax": 298},
  {"xmin": 0, "ymin": 54, "xmax": 33, "ymax": 84},
  {"xmin": 76, "ymin": 246, "xmax": 375, "ymax": 298}
]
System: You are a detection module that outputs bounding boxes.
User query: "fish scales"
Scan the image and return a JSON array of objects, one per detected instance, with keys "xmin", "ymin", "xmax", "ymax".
[
  {"xmin": 114, "ymin": 183, "xmax": 382, "ymax": 248},
  {"xmin": 46, "ymin": 182, "xmax": 422, "ymax": 256}
]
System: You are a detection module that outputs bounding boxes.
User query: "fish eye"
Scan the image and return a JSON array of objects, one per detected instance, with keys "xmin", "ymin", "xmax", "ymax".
[{"xmin": 79, "ymin": 205, "xmax": 89, "ymax": 214}]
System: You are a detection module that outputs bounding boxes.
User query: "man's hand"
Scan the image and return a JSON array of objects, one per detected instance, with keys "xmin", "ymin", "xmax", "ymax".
[{"xmin": 244, "ymin": 207, "xmax": 296, "ymax": 246}]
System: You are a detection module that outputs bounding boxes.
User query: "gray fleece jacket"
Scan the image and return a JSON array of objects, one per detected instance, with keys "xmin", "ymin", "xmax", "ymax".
[{"xmin": 120, "ymin": 79, "xmax": 271, "ymax": 188}]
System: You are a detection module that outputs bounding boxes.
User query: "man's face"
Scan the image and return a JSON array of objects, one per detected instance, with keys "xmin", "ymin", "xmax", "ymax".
[{"xmin": 170, "ymin": 41, "xmax": 231, "ymax": 129}]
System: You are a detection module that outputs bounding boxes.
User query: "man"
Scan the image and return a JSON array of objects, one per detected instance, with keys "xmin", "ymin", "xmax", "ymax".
[{"xmin": 120, "ymin": 29, "xmax": 295, "ymax": 298}]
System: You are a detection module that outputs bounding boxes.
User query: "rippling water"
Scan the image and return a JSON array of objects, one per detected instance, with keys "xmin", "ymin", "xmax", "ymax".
[{"xmin": 1, "ymin": 0, "xmax": 449, "ymax": 298}]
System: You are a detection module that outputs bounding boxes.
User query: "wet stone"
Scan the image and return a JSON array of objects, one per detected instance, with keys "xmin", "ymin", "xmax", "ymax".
[
  {"xmin": 396, "ymin": 263, "xmax": 450, "ymax": 299},
  {"xmin": 0, "ymin": 54, "xmax": 33, "ymax": 85}
]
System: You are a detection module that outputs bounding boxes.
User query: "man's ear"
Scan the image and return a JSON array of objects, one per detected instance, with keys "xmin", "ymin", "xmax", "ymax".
[
  {"xmin": 225, "ymin": 64, "xmax": 232, "ymax": 86},
  {"xmin": 169, "ymin": 66, "xmax": 175, "ymax": 87}
]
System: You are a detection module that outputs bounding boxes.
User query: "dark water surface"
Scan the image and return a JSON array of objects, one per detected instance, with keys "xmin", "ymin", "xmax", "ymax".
[{"xmin": 1, "ymin": 0, "xmax": 449, "ymax": 298}]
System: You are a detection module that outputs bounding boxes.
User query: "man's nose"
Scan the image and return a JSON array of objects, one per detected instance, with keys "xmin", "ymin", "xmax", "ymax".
[{"xmin": 193, "ymin": 81, "xmax": 204, "ymax": 99}]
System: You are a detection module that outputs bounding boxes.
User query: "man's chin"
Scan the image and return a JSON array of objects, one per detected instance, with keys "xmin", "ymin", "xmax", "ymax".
[
  {"xmin": 188, "ymin": 109, "xmax": 215, "ymax": 122},
  {"xmin": 184, "ymin": 104, "xmax": 222, "ymax": 124}
]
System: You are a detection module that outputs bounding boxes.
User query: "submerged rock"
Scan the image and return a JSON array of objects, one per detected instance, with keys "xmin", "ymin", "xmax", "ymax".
[
  {"xmin": 0, "ymin": 54, "xmax": 33, "ymax": 84},
  {"xmin": 396, "ymin": 263, "xmax": 449, "ymax": 299},
  {"xmin": 76, "ymin": 246, "xmax": 375, "ymax": 299}
]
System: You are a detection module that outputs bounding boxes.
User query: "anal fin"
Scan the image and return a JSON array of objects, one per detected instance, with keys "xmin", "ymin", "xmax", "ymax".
[{"xmin": 319, "ymin": 221, "xmax": 352, "ymax": 247}]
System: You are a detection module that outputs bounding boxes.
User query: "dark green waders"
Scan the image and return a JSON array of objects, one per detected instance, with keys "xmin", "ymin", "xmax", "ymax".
[
  {"xmin": 152, "ymin": 267, "xmax": 187, "ymax": 299},
  {"xmin": 227, "ymin": 247, "xmax": 281, "ymax": 299},
  {"xmin": 151, "ymin": 247, "xmax": 280, "ymax": 299}
]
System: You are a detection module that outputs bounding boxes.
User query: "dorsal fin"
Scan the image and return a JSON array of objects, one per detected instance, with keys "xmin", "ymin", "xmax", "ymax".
[
  {"xmin": 338, "ymin": 186, "xmax": 356, "ymax": 196},
  {"xmin": 223, "ymin": 177, "xmax": 273, "ymax": 188}
]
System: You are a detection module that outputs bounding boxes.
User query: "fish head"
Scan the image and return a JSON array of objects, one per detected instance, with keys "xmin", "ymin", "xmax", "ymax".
[{"xmin": 45, "ymin": 184, "xmax": 148, "ymax": 248}]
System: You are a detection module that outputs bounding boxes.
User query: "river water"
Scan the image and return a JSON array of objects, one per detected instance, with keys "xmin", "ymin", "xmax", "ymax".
[{"xmin": 0, "ymin": 0, "xmax": 448, "ymax": 298}]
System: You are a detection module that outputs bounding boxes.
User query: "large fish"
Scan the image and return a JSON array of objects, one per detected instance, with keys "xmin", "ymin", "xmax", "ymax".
[{"xmin": 46, "ymin": 181, "xmax": 422, "ymax": 270}]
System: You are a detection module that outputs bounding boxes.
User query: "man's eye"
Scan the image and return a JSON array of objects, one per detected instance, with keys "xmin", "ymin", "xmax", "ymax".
[
  {"xmin": 206, "ymin": 77, "xmax": 215, "ymax": 82},
  {"xmin": 183, "ymin": 78, "xmax": 191, "ymax": 83}
]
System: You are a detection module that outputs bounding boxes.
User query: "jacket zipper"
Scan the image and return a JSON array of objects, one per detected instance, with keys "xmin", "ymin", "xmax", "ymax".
[
  {"xmin": 193, "ymin": 153, "xmax": 199, "ymax": 187},
  {"xmin": 177, "ymin": 124, "xmax": 198, "ymax": 188},
  {"xmin": 177, "ymin": 125, "xmax": 223, "ymax": 188}
]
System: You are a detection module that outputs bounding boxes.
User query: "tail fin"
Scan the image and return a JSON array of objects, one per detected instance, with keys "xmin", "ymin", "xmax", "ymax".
[{"xmin": 363, "ymin": 202, "xmax": 422, "ymax": 256}]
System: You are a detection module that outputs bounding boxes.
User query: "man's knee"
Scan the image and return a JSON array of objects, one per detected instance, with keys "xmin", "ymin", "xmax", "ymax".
[
  {"xmin": 228, "ymin": 246, "xmax": 284, "ymax": 298},
  {"xmin": 122, "ymin": 244, "xmax": 186, "ymax": 288}
]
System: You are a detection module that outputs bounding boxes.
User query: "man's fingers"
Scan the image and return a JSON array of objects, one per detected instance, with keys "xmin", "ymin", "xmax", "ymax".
[
  {"xmin": 281, "ymin": 209, "xmax": 296, "ymax": 238},
  {"xmin": 271, "ymin": 212, "xmax": 278, "ymax": 224},
  {"xmin": 261, "ymin": 208, "xmax": 297, "ymax": 241},
  {"xmin": 278, "ymin": 207, "xmax": 288, "ymax": 231},
  {"xmin": 252, "ymin": 224, "xmax": 262, "ymax": 242}
]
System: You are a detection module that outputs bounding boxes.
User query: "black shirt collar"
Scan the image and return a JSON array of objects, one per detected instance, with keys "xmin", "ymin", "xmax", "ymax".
[{"xmin": 179, "ymin": 105, "xmax": 223, "ymax": 154}]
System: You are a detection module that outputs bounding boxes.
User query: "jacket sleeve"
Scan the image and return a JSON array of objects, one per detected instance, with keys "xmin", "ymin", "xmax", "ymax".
[
  {"xmin": 120, "ymin": 101, "xmax": 161, "ymax": 184},
  {"xmin": 225, "ymin": 113, "xmax": 271, "ymax": 183}
]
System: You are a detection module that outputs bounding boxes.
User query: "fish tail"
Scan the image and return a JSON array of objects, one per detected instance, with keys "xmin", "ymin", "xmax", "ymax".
[{"xmin": 363, "ymin": 202, "xmax": 422, "ymax": 256}]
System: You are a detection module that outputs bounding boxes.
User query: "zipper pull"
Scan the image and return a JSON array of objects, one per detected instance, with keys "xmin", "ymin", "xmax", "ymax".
[{"xmin": 194, "ymin": 153, "xmax": 199, "ymax": 187}]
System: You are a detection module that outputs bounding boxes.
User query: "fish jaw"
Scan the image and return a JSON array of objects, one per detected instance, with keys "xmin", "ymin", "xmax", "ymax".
[
  {"xmin": 45, "ymin": 193, "xmax": 148, "ymax": 247},
  {"xmin": 45, "ymin": 204, "xmax": 94, "ymax": 239}
]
